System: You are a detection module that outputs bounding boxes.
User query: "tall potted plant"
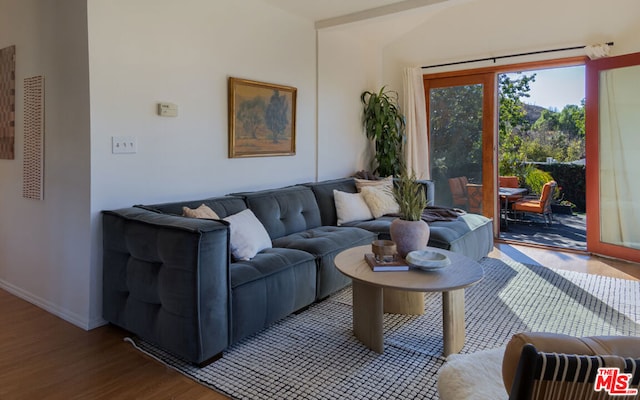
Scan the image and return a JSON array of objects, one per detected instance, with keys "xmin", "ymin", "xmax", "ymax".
[
  {"xmin": 361, "ymin": 86, "xmax": 406, "ymax": 177},
  {"xmin": 390, "ymin": 167, "xmax": 430, "ymax": 258}
]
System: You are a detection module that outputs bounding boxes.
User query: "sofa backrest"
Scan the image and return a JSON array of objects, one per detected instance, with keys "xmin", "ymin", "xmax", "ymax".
[
  {"xmin": 138, "ymin": 196, "xmax": 247, "ymax": 219},
  {"xmin": 303, "ymin": 177, "xmax": 436, "ymax": 226},
  {"xmin": 233, "ymin": 185, "xmax": 322, "ymax": 240},
  {"xmin": 302, "ymin": 178, "xmax": 358, "ymax": 226}
]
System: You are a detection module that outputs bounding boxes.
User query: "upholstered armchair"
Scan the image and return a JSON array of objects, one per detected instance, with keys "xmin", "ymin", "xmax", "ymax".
[
  {"xmin": 438, "ymin": 332, "xmax": 640, "ymax": 400},
  {"xmin": 511, "ymin": 180, "xmax": 557, "ymax": 226},
  {"xmin": 504, "ymin": 333, "xmax": 640, "ymax": 400}
]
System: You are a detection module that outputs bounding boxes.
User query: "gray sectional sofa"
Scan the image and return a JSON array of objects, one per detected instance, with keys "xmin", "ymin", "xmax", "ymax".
[{"xmin": 102, "ymin": 177, "xmax": 493, "ymax": 366}]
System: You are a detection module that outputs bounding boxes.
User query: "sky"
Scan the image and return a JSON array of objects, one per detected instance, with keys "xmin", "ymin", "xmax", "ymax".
[{"xmin": 507, "ymin": 65, "xmax": 585, "ymax": 111}]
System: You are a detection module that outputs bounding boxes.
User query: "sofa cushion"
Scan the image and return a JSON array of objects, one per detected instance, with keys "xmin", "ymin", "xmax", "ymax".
[
  {"xmin": 333, "ymin": 189, "xmax": 373, "ymax": 225},
  {"xmin": 343, "ymin": 215, "xmax": 397, "ymax": 239},
  {"xmin": 223, "ymin": 209, "xmax": 272, "ymax": 261},
  {"xmin": 234, "ymin": 186, "xmax": 322, "ymax": 240},
  {"xmin": 428, "ymin": 213, "xmax": 493, "ymax": 260},
  {"xmin": 273, "ymin": 226, "xmax": 376, "ymax": 299},
  {"xmin": 230, "ymin": 247, "xmax": 316, "ymax": 342},
  {"xmin": 346, "ymin": 213, "xmax": 493, "ymax": 261}
]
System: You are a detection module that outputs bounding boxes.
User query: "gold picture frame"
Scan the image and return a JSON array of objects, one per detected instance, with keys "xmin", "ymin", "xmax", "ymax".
[{"xmin": 228, "ymin": 77, "xmax": 297, "ymax": 158}]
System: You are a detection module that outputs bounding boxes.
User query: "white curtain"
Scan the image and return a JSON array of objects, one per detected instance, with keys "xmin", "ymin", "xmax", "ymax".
[
  {"xmin": 402, "ymin": 67, "xmax": 430, "ymax": 180},
  {"xmin": 599, "ymin": 65, "xmax": 640, "ymax": 250}
]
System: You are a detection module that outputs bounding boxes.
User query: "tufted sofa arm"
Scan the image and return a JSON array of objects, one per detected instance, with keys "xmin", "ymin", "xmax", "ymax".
[{"xmin": 102, "ymin": 207, "xmax": 231, "ymax": 365}]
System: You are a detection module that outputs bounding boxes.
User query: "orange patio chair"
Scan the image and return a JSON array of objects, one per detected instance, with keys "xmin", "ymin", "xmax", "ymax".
[
  {"xmin": 448, "ymin": 176, "xmax": 469, "ymax": 209},
  {"xmin": 499, "ymin": 176, "xmax": 520, "ymax": 188},
  {"xmin": 466, "ymin": 184, "xmax": 483, "ymax": 214},
  {"xmin": 499, "ymin": 176, "xmax": 523, "ymax": 219},
  {"xmin": 511, "ymin": 180, "xmax": 557, "ymax": 226}
]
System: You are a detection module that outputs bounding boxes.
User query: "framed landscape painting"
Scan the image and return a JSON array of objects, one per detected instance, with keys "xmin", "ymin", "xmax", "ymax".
[{"xmin": 228, "ymin": 77, "xmax": 297, "ymax": 158}]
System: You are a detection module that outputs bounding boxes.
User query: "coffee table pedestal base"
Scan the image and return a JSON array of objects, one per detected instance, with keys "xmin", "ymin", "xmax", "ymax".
[
  {"xmin": 383, "ymin": 288, "xmax": 425, "ymax": 315},
  {"xmin": 443, "ymin": 289, "xmax": 465, "ymax": 356},
  {"xmin": 352, "ymin": 281, "xmax": 384, "ymax": 353},
  {"xmin": 352, "ymin": 281, "xmax": 465, "ymax": 355}
]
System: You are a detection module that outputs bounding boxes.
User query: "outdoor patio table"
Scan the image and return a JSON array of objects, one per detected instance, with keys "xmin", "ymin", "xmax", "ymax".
[{"xmin": 499, "ymin": 187, "xmax": 528, "ymax": 230}]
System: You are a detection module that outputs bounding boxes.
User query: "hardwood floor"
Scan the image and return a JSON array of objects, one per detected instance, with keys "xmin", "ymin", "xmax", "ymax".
[
  {"xmin": 0, "ymin": 289, "xmax": 227, "ymax": 400},
  {"xmin": 0, "ymin": 244, "xmax": 637, "ymax": 399},
  {"xmin": 491, "ymin": 242, "xmax": 640, "ymax": 281}
]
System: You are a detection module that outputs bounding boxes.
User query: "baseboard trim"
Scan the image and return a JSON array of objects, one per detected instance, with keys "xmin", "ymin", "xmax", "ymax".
[{"xmin": 0, "ymin": 279, "xmax": 98, "ymax": 330}]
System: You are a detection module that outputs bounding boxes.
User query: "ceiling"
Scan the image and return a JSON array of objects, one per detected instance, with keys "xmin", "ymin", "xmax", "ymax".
[
  {"xmin": 261, "ymin": 0, "xmax": 450, "ymax": 28},
  {"xmin": 261, "ymin": 0, "xmax": 408, "ymax": 22}
]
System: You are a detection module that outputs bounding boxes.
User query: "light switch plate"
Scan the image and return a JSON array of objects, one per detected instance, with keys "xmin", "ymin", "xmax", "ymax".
[{"xmin": 112, "ymin": 136, "xmax": 137, "ymax": 154}]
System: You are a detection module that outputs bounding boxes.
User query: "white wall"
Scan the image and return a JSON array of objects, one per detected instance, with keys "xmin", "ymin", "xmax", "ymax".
[
  {"xmin": 88, "ymin": 0, "xmax": 318, "ymax": 209},
  {"xmin": 0, "ymin": 0, "xmax": 92, "ymax": 328},
  {"xmin": 86, "ymin": 0, "xmax": 318, "ymax": 327},
  {"xmin": 316, "ymin": 28, "xmax": 379, "ymax": 180}
]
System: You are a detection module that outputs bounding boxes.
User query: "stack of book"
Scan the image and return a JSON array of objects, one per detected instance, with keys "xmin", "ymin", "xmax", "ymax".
[{"xmin": 364, "ymin": 253, "xmax": 409, "ymax": 272}]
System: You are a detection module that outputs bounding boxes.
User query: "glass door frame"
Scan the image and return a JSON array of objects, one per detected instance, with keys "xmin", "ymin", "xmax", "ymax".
[
  {"xmin": 585, "ymin": 51, "xmax": 640, "ymax": 263},
  {"xmin": 423, "ymin": 57, "xmax": 585, "ymax": 238},
  {"xmin": 423, "ymin": 73, "xmax": 498, "ymax": 231}
]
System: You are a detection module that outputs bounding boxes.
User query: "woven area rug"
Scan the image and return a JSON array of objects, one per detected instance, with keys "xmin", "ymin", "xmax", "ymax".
[{"xmin": 126, "ymin": 257, "xmax": 640, "ymax": 400}]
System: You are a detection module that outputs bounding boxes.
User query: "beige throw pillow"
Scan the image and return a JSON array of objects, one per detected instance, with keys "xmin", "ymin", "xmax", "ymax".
[
  {"xmin": 333, "ymin": 190, "xmax": 374, "ymax": 226},
  {"xmin": 354, "ymin": 176, "xmax": 393, "ymax": 192},
  {"xmin": 361, "ymin": 185, "xmax": 400, "ymax": 218},
  {"xmin": 182, "ymin": 204, "xmax": 220, "ymax": 219}
]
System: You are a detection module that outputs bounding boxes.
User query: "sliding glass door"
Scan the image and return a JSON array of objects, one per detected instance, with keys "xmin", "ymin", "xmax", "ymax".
[
  {"xmin": 586, "ymin": 52, "xmax": 640, "ymax": 263},
  {"xmin": 424, "ymin": 74, "xmax": 497, "ymax": 223}
]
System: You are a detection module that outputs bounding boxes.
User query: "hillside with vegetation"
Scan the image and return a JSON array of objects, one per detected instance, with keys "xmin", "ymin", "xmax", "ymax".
[
  {"xmin": 500, "ymin": 72, "xmax": 586, "ymax": 210},
  {"xmin": 429, "ymin": 72, "xmax": 586, "ymax": 209},
  {"xmin": 499, "ymin": 73, "xmax": 585, "ymax": 173}
]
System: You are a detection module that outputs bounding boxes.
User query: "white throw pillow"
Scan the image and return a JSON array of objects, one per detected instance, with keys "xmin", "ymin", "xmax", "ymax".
[
  {"xmin": 333, "ymin": 190, "xmax": 373, "ymax": 226},
  {"xmin": 223, "ymin": 209, "xmax": 272, "ymax": 261},
  {"xmin": 360, "ymin": 185, "xmax": 400, "ymax": 218}
]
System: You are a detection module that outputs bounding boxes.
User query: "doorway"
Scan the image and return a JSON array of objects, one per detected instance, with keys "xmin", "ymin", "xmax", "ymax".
[
  {"xmin": 497, "ymin": 65, "xmax": 587, "ymax": 251},
  {"xmin": 424, "ymin": 55, "xmax": 640, "ymax": 263},
  {"xmin": 423, "ymin": 73, "xmax": 497, "ymax": 222},
  {"xmin": 423, "ymin": 57, "xmax": 585, "ymax": 247}
]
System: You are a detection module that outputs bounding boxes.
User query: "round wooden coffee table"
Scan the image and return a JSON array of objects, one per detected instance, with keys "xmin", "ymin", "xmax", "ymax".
[{"xmin": 334, "ymin": 245, "xmax": 484, "ymax": 355}]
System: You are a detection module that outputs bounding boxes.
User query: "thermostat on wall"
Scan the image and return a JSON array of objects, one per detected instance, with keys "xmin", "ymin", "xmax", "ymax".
[{"xmin": 157, "ymin": 102, "xmax": 178, "ymax": 117}]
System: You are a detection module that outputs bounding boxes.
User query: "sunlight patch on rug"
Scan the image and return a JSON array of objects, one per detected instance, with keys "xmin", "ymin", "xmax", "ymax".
[{"xmin": 497, "ymin": 261, "xmax": 638, "ymax": 335}]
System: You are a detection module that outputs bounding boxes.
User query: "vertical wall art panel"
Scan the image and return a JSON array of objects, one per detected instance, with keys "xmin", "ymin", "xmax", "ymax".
[
  {"xmin": 0, "ymin": 45, "xmax": 16, "ymax": 159},
  {"xmin": 23, "ymin": 76, "xmax": 44, "ymax": 200}
]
